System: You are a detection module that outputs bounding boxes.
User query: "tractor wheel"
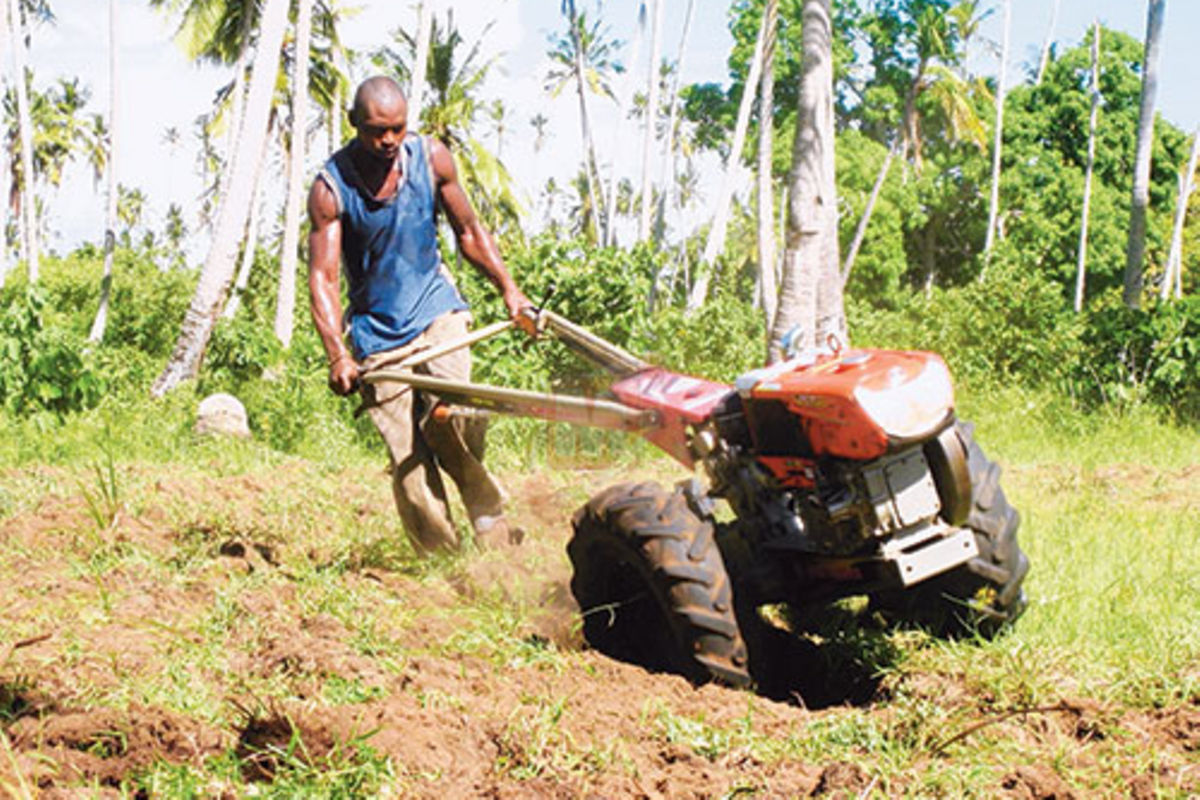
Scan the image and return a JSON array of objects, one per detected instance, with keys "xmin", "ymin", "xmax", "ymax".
[
  {"xmin": 875, "ymin": 421, "xmax": 1030, "ymax": 636},
  {"xmin": 567, "ymin": 481, "xmax": 751, "ymax": 687}
]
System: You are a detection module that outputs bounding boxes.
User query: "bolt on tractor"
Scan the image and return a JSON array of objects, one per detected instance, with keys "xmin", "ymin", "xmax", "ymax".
[{"xmin": 365, "ymin": 307, "xmax": 1030, "ymax": 688}]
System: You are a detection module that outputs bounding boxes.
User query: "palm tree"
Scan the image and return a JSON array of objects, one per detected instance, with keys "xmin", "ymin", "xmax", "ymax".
[
  {"xmin": 1074, "ymin": 22, "xmax": 1101, "ymax": 313},
  {"xmin": 687, "ymin": 5, "xmax": 768, "ymax": 312},
  {"xmin": 152, "ymin": 0, "xmax": 290, "ymax": 396},
  {"xmin": 769, "ymin": 0, "xmax": 840, "ymax": 362},
  {"xmin": 1034, "ymin": 0, "xmax": 1061, "ymax": 86},
  {"xmin": 841, "ymin": 140, "xmax": 896, "ymax": 283},
  {"xmin": 1124, "ymin": 0, "xmax": 1166, "ymax": 309},
  {"xmin": 150, "ymin": 0, "xmax": 257, "ymax": 195},
  {"xmin": 7, "ymin": 0, "xmax": 36, "ymax": 280},
  {"xmin": 546, "ymin": 1, "xmax": 622, "ymax": 244},
  {"xmin": 756, "ymin": 0, "xmax": 779, "ymax": 327},
  {"xmin": 1162, "ymin": 127, "xmax": 1198, "ymax": 301},
  {"xmin": 116, "ymin": 184, "xmax": 146, "ymax": 246},
  {"xmin": 275, "ymin": 0, "xmax": 314, "ymax": 348},
  {"xmin": 409, "ymin": 0, "xmax": 433, "ymax": 125},
  {"xmin": 637, "ymin": 0, "xmax": 663, "ymax": 243},
  {"xmin": 981, "ymin": 0, "xmax": 1010, "ymax": 269},
  {"xmin": 4, "ymin": 79, "xmax": 105, "ymax": 229},
  {"xmin": 650, "ymin": 0, "xmax": 695, "ymax": 247},
  {"xmin": 88, "ymin": 0, "xmax": 118, "ymax": 343},
  {"xmin": 222, "ymin": 115, "xmax": 273, "ymax": 319},
  {"xmin": 854, "ymin": 0, "xmax": 988, "ymax": 290}
]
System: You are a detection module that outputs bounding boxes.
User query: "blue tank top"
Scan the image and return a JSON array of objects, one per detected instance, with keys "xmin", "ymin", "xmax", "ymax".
[{"xmin": 319, "ymin": 134, "xmax": 467, "ymax": 357}]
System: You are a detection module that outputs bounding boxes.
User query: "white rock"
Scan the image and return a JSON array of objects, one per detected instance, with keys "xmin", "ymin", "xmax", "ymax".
[{"xmin": 195, "ymin": 393, "xmax": 251, "ymax": 438}]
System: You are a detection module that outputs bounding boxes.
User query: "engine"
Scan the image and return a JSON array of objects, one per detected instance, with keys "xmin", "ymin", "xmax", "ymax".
[{"xmin": 699, "ymin": 348, "xmax": 978, "ymax": 589}]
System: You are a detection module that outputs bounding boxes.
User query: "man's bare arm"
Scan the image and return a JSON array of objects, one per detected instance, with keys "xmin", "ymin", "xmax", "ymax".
[
  {"xmin": 307, "ymin": 178, "xmax": 358, "ymax": 394},
  {"xmin": 428, "ymin": 138, "xmax": 531, "ymax": 323}
]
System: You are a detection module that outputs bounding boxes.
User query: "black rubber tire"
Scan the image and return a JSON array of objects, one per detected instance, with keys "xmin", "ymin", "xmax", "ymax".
[
  {"xmin": 567, "ymin": 481, "xmax": 751, "ymax": 687},
  {"xmin": 874, "ymin": 421, "xmax": 1030, "ymax": 636}
]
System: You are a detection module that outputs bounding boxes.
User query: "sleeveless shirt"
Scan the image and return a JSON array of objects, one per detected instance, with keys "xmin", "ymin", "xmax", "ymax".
[{"xmin": 318, "ymin": 134, "xmax": 467, "ymax": 358}]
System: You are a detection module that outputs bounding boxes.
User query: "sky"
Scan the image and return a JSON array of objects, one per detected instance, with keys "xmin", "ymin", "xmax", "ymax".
[{"xmin": 23, "ymin": 0, "xmax": 1200, "ymax": 258}]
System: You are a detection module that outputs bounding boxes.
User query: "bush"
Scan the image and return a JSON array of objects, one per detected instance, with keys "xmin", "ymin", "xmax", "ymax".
[
  {"xmin": 849, "ymin": 259, "xmax": 1081, "ymax": 389},
  {"xmin": 0, "ymin": 286, "xmax": 107, "ymax": 415},
  {"xmin": 1074, "ymin": 294, "xmax": 1200, "ymax": 418}
]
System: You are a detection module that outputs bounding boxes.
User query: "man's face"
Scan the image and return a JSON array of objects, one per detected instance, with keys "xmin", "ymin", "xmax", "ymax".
[{"xmin": 354, "ymin": 98, "xmax": 407, "ymax": 163}]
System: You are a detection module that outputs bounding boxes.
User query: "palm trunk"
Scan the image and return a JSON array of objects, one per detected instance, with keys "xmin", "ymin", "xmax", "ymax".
[
  {"xmin": 1162, "ymin": 127, "xmax": 1198, "ymax": 301},
  {"xmin": 1075, "ymin": 22, "xmax": 1101, "ymax": 313},
  {"xmin": 1124, "ymin": 0, "xmax": 1165, "ymax": 309},
  {"xmin": 756, "ymin": 0, "xmax": 778, "ymax": 327},
  {"xmin": 222, "ymin": 119, "xmax": 272, "ymax": 320},
  {"xmin": 226, "ymin": 0, "xmax": 253, "ymax": 165},
  {"xmin": 275, "ymin": 0, "xmax": 313, "ymax": 347},
  {"xmin": 688, "ymin": 6, "xmax": 768, "ymax": 312},
  {"xmin": 1034, "ymin": 0, "xmax": 1061, "ymax": 87},
  {"xmin": 981, "ymin": 0, "xmax": 1010, "ymax": 274},
  {"xmin": 637, "ymin": 0, "xmax": 664, "ymax": 242},
  {"xmin": 573, "ymin": 51, "xmax": 605, "ymax": 243},
  {"xmin": 8, "ymin": 0, "xmax": 37, "ymax": 282},
  {"xmin": 602, "ymin": 1, "xmax": 646, "ymax": 248},
  {"xmin": 409, "ymin": 0, "xmax": 433, "ymax": 128},
  {"xmin": 89, "ymin": 0, "xmax": 119, "ymax": 343},
  {"xmin": 650, "ymin": 0, "xmax": 695, "ymax": 245},
  {"xmin": 842, "ymin": 141, "xmax": 895, "ymax": 284},
  {"xmin": 769, "ymin": 0, "xmax": 837, "ymax": 362},
  {"xmin": 152, "ymin": 0, "xmax": 290, "ymax": 397}
]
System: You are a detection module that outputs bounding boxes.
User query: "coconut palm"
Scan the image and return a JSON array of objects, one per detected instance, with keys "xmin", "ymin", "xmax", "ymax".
[
  {"xmin": 6, "ymin": 0, "xmax": 35, "ymax": 279},
  {"xmin": 88, "ymin": 0, "xmax": 119, "ymax": 343},
  {"xmin": 852, "ymin": 0, "xmax": 989, "ymax": 290},
  {"xmin": 650, "ymin": 0, "xmax": 695, "ymax": 246},
  {"xmin": 546, "ymin": 1, "xmax": 623, "ymax": 244},
  {"xmin": 1074, "ymin": 22, "xmax": 1101, "ymax": 313},
  {"xmin": 980, "ymin": 0, "xmax": 1010, "ymax": 268},
  {"xmin": 1124, "ymin": 0, "xmax": 1166, "ymax": 309},
  {"xmin": 687, "ymin": 5, "xmax": 768, "ymax": 311},
  {"xmin": 409, "ymin": 0, "xmax": 433, "ymax": 125},
  {"xmin": 274, "ymin": 0, "xmax": 314, "ymax": 348},
  {"xmin": 757, "ymin": 0, "xmax": 779, "ymax": 326},
  {"xmin": 769, "ymin": 0, "xmax": 840, "ymax": 362},
  {"xmin": 152, "ymin": 0, "xmax": 290, "ymax": 396},
  {"xmin": 1162, "ymin": 128, "xmax": 1198, "ymax": 301},
  {"xmin": 637, "ymin": 0, "xmax": 663, "ymax": 243},
  {"xmin": 1034, "ymin": 0, "xmax": 1061, "ymax": 86},
  {"xmin": 3, "ymin": 78, "xmax": 105, "ymax": 230}
]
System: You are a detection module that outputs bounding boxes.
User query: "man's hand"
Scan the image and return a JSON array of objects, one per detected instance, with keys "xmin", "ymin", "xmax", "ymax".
[
  {"xmin": 504, "ymin": 287, "xmax": 538, "ymax": 337},
  {"xmin": 328, "ymin": 355, "xmax": 360, "ymax": 396}
]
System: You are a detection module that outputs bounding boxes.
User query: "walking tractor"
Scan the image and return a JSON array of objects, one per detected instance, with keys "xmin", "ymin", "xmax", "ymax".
[{"xmin": 364, "ymin": 305, "xmax": 1030, "ymax": 688}]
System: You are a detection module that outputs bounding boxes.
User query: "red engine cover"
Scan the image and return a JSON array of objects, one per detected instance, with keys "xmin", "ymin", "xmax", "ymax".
[{"xmin": 742, "ymin": 349, "xmax": 952, "ymax": 460}]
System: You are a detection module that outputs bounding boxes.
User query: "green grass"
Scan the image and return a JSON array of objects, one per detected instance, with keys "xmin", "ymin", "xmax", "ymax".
[{"xmin": 1, "ymin": 385, "xmax": 1198, "ymax": 796}]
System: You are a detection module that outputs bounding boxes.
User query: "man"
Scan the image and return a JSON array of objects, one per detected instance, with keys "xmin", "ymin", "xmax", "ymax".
[{"xmin": 308, "ymin": 75, "xmax": 531, "ymax": 553}]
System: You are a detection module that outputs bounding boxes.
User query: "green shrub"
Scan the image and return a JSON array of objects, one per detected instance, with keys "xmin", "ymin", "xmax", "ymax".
[
  {"xmin": 850, "ymin": 259, "xmax": 1081, "ymax": 389},
  {"xmin": 0, "ymin": 286, "xmax": 107, "ymax": 415},
  {"xmin": 1074, "ymin": 294, "xmax": 1200, "ymax": 417}
]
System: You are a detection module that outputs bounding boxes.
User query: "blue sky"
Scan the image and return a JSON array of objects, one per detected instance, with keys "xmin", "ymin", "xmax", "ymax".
[{"xmin": 25, "ymin": 0, "xmax": 1200, "ymax": 255}]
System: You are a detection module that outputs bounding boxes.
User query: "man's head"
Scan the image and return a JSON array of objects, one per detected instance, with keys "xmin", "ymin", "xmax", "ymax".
[{"xmin": 349, "ymin": 76, "xmax": 408, "ymax": 162}]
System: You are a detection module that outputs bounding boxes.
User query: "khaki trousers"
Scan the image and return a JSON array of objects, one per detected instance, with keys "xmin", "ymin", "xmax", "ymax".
[{"xmin": 359, "ymin": 311, "xmax": 505, "ymax": 553}]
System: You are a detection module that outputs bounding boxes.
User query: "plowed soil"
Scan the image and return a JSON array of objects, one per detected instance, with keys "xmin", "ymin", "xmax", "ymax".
[{"xmin": 1, "ymin": 460, "xmax": 1198, "ymax": 797}]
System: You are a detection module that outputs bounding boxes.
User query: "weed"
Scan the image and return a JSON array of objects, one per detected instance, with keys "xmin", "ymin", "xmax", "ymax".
[
  {"xmin": 494, "ymin": 694, "xmax": 570, "ymax": 780},
  {"xmin": 77, "ymin": 444, "xmax": 122, "ymax": 534}
]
